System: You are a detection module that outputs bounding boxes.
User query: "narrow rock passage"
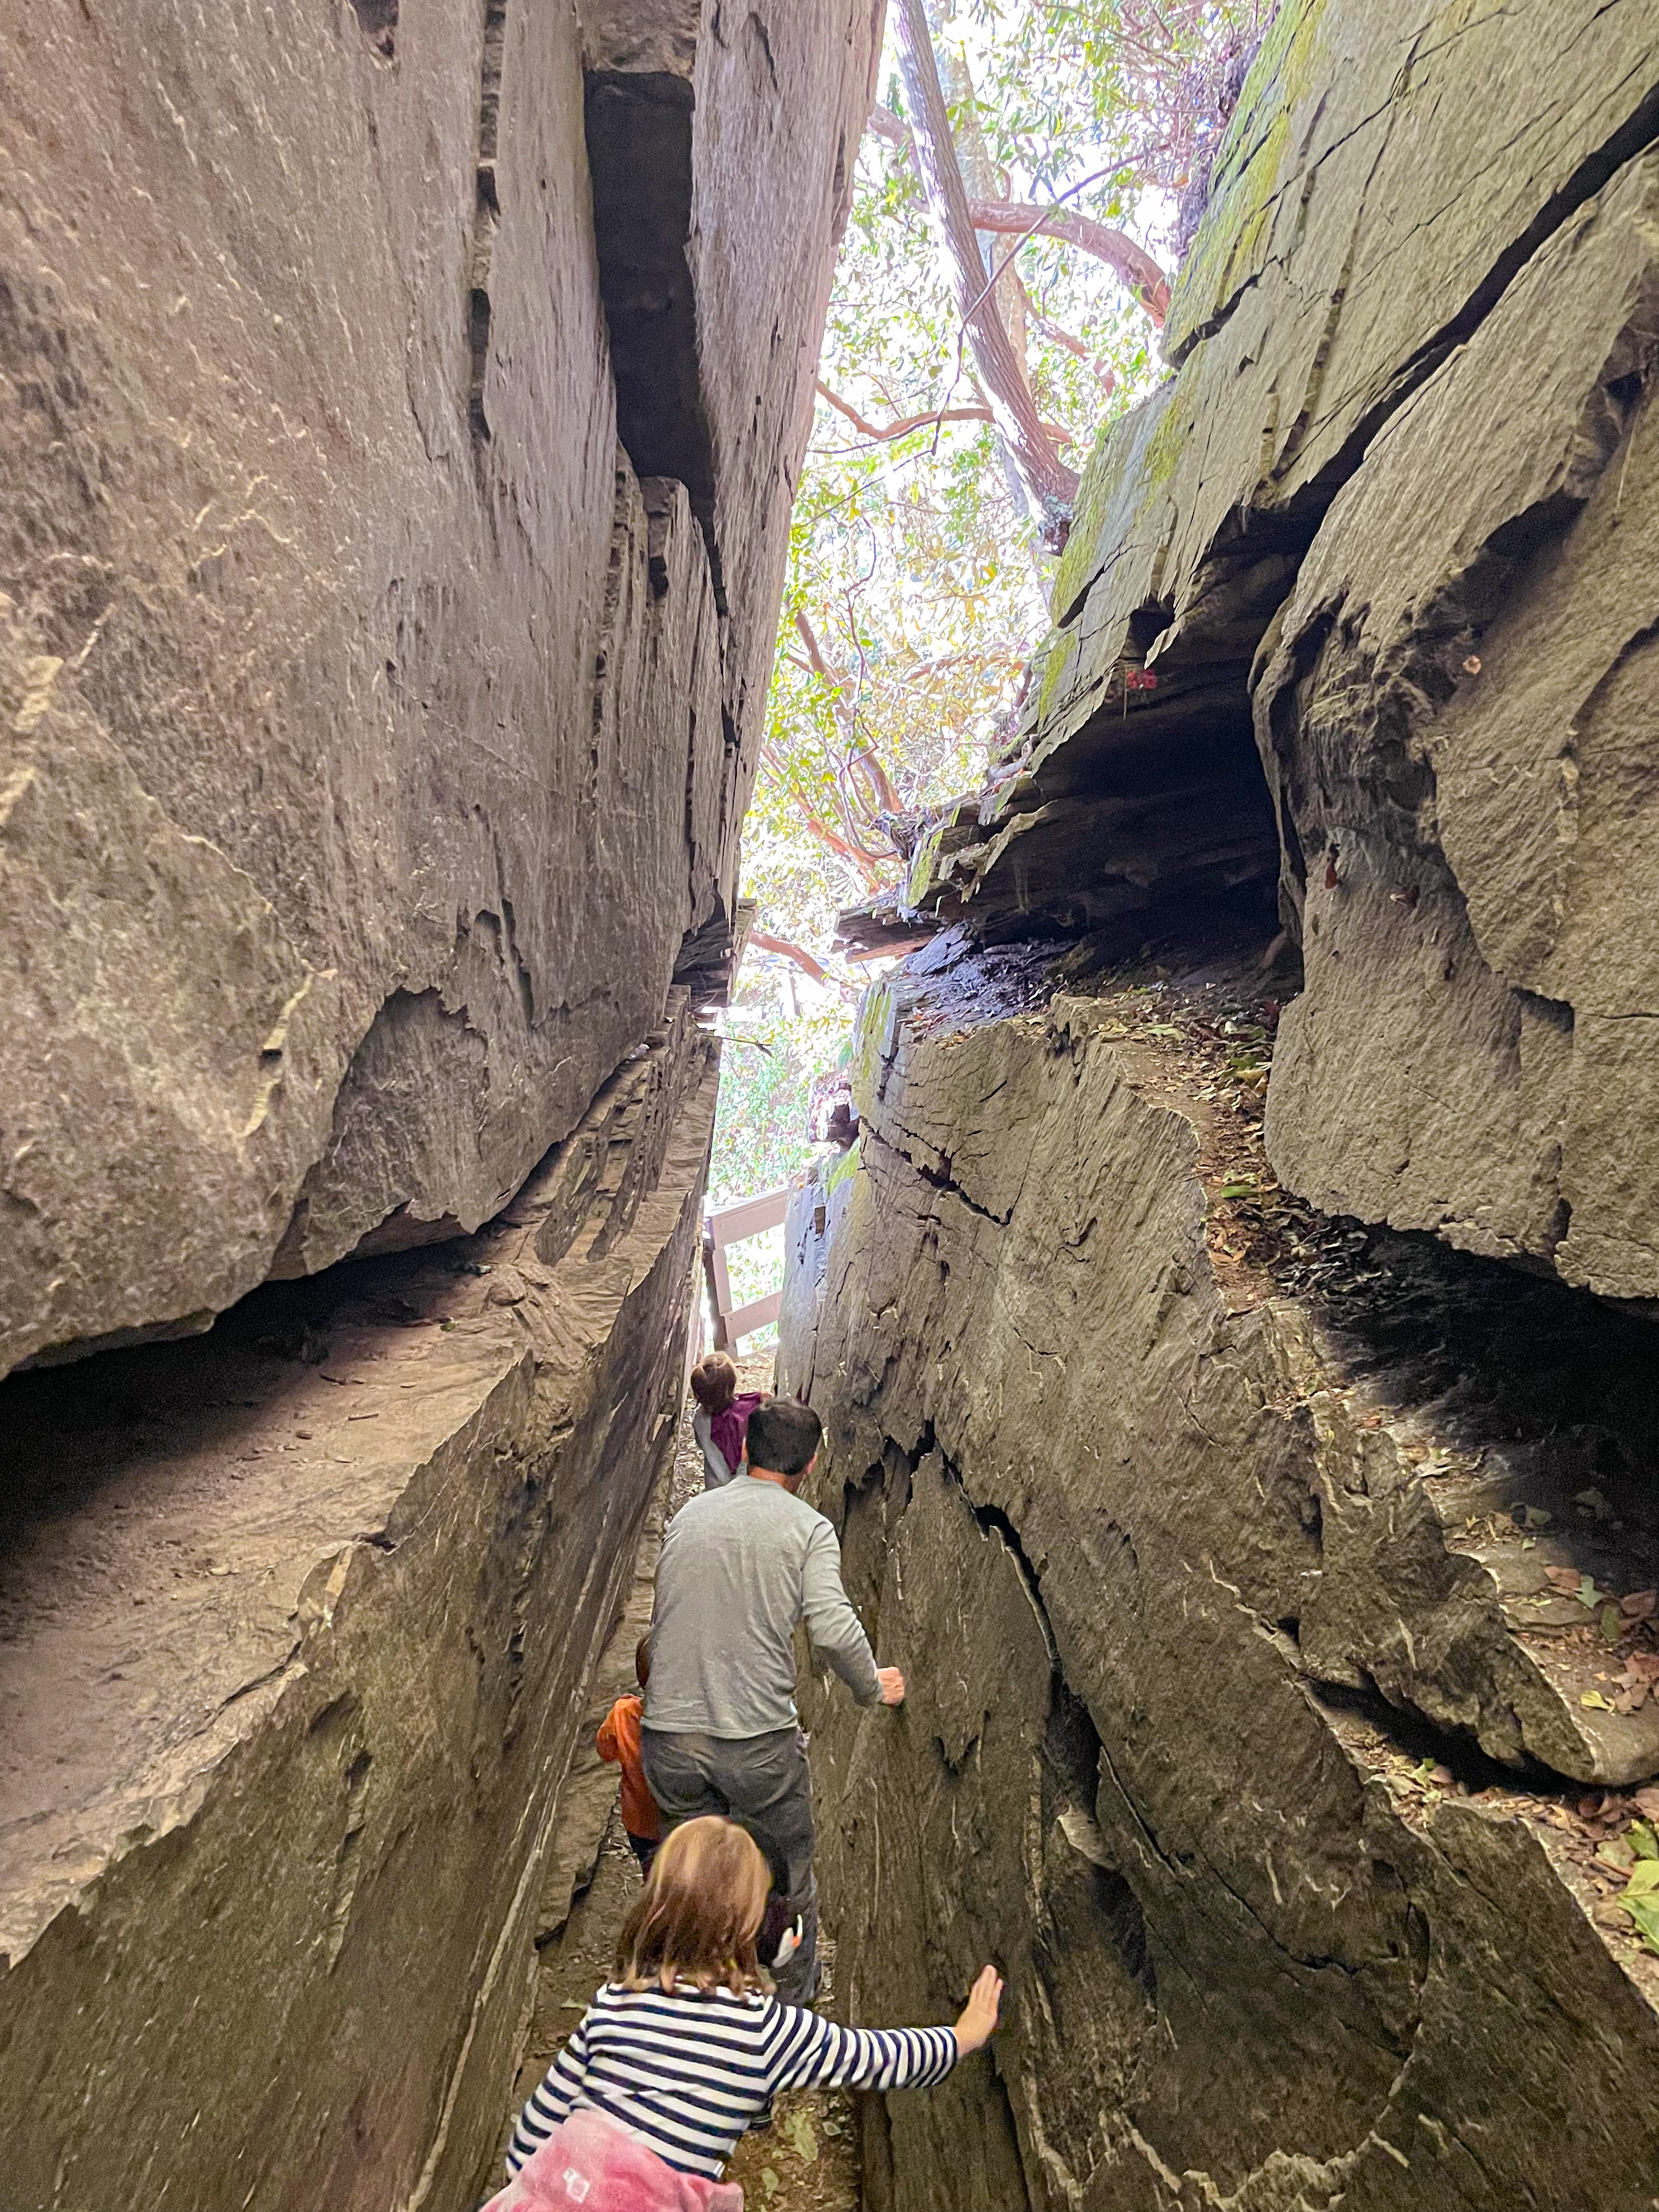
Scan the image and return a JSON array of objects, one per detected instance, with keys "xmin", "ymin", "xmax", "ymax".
[{"xmin": 500, "ymin": 1351, "xmax": 862, "ymax": 2212}]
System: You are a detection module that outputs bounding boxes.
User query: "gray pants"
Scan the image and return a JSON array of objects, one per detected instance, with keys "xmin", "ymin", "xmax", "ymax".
[{"xmin": 639, "ymin": 1724, "xmax": 819, "ymax": 2006}]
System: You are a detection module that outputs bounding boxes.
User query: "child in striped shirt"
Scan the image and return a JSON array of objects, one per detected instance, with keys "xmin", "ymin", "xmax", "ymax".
[{"xmin": 496, "ymin": 1817, "xmax": 1002, "ymax": 2206}]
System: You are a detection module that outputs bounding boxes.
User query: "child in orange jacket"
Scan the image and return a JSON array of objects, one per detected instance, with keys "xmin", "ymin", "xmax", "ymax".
[{"xmin": 597, "ymin": 1635, "xmax": 663, "ymax": 1874}]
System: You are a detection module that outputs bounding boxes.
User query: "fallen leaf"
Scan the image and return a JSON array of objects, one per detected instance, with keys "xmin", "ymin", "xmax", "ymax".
[
  {"xmin": 781, "ymin": 2112, "xmax": 818, "ymax": 2165},
  {"xmin": 1581, "ymin": 1691, "xmax": 1613, "ymax": 1711},
  {"xmin": 1543, "ymin": 1566, "xmax": 1584, "ymax": 1594},
  {"xmin": 1596, "ymin": 1836, "xmax": 1637, "ymax": 1872},
  {"xmin": 1573, "ymin": 1487, "xmax": 1611, "ymax": 1521},
  {"xmin": 1624, "ymin": 1859, "xmax": 1659, "ymax": 1899},
  {"xmin": 1630, "ymin": 1820, "xmax": 1659, "ymax": 1861},
  {"xmin": 1462, "ymin": 654, "xmax": 1482, "ymax": 675},
  {"xmin": 1634, "ymin": 1787, "xmax": 1659, "ymax": 1820},
  {"xmin": 1523, "ymin": 1506, "xmax": 1554, "ymax": 1531},
  {"xmin": 1619, "ymin": 1588, "xmax": 1657, "ymax": 1621},
  {"xmin": 1600, "ymin": 1604, "xmax": 1624, "ymax": 1645},
  {"xmin": 1575, "ymin": 1574, "xmax": 1601, "ymax": 1610},
  {"xmin": 760, "ymin": 2168, "xmax": 780, "ymax": 2200}
]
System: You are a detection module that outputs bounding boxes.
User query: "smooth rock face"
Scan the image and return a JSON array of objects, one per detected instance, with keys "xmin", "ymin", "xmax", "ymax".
[
  {"xmin": 783, "ymin": 938, "xmax": 1659, "ymax": 2212},
  {"xmin": 1256, "ymin": 148, "xmax": 1659, "ymax": 1294},
  {"xmin": 893, "ymin": 0, "xmax": 1659, "ymax": 1297},
  {"xmin": 0, "ymin": 0, "xmax": 872, "ymax": 1376},
  {"xmin": 0, "ymin": 1008, "xmax": 718, "ymax": 2212}
]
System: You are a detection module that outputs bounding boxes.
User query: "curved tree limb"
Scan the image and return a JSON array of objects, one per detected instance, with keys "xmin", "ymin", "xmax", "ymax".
[
  {"xmin": 866, "ymin": 103, "xmax": 1170, "ymax": 328},
  {"xmin": 965, "ymin": 201, "xmax": 1170, "ymax": 326},
  {"xmin": 748, "ymin": 932, "xmax": 833, "ymax": 987},
  {"xmin": 815, "ymin": 381, "xmax": 1073, "ymax": 448}
]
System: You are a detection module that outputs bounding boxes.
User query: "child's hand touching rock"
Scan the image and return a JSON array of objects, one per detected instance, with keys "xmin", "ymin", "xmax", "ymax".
[{"xmin": 952, "ymin": 1965, "xmax": 1003, "ymax": 2053}]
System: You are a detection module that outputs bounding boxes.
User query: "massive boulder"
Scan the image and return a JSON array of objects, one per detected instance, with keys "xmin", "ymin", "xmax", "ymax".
[
  {"xmin": 0, "ymin": 2, "xmax": 879, "ymax": 2204},
  {"xmin": 885, "ymin": 0, "xmax": 1659, "ymax": 1300},
  {"xmin": 1254, "ymin": 147, "xmax": 1659, "ymax": 1296},
  {"xmin": 0, "ymin": 0, "xmax": 879, "ymax": 1376},
  {"xmin": 783, "ymin": 938, "xmax": 1659, "ymax": 2211},
  {"xmin": 0, "ymin": 1005, "xmax": 718, "ymax": 2212},
  {"xmin": 788, "ymin": 10, "xmax": 1659, "ymax": 2194}
]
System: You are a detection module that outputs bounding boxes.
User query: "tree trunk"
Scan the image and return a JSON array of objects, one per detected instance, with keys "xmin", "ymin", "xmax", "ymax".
[
  {"xmin": 927, "ymin": 0, "xmax": 1027, "ymax": 365},
  {"xmin": 893, "ymin": 0, "xmax": 1078, "ymax": 521}
]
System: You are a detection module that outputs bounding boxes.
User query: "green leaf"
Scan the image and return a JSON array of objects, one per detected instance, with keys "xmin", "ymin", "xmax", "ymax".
[
  {"xmin": 1629, "ymin": 1820, "xmax": 1659, "ymax": 1860},
  {"xmin": 1580, "ymin": 1691, "xmax": 1613, "ymax": 1711},
  {"xmin": 1522, "ymin": 1505, "xmax": 1553, "ymax": 1530},
  {"xmin": 1626, "ymin": 1893, "xmax": 1659, "ymax": 1957},
  {"xmin": 1220, "ymin": 1179, "xmax": 1257, "ymax": 1199},
  {"xmin": 760, "ymin": 2169, "xmax": 780, "ymax": 2200},
  {"xmin": 1576, "ymin": 1574, "xmax": 1600, "ymax": 1609},
  {"xmin": 1624, "ymin": 1858, "xmax": 1659, "ymax": 1899},
  {"xmin": 1573, "ymin": 1486, "xmax": 1611, "ymax": 1520},
  {"xmin": 1596, "ymin": 1836, "xmax": 1636, "ymax": 1872},
  {"xmin": 1600, "ymin": 1603, "xmax": 1623, "ymax": 1644}
]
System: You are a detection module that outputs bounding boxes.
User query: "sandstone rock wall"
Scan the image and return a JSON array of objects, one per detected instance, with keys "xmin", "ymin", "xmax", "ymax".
[
  {"xmin": 783, "ymin": 940, "xmax": 1659, "ymax": 2211},
  {"xmin": 789, "ymin": 7, "xmax": 1659, "ymax": 2201},
  {"xmin": 0, "ymin": 1007, "xmax": 718, "ymax": 2212},
  {"xmin": 0, "ymin": 2, "xmax": 878, "ymax": 2203},
  {"xmin": 0, "ymin": 0, "xmax": 879, "ymax": 1376},
  {"xmin": 889, "ymin": 0, "xmax": 1659, "ymax": 1301}
]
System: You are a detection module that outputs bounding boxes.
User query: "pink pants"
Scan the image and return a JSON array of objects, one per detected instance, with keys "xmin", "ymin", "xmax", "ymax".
[{"xmin": 480, "ymin": 2108, "xmax": 745, "ymax": 2212}]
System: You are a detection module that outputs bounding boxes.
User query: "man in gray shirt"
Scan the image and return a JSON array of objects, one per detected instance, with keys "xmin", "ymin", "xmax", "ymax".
[{"xmin": 641, "ymin": 1396, "xmax": 904, "ymax": 2004}]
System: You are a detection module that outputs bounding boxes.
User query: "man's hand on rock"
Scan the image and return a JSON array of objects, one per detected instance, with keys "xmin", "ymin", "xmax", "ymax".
[{"xmin": 877, "ymin": 1666, "xmax": 906, "ymax": 1706}]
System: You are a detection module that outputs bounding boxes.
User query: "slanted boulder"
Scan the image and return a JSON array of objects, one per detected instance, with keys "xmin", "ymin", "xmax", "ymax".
[{"xmin": 783, "ymin": 935, "xmax": 1659, "ymax": 2211}]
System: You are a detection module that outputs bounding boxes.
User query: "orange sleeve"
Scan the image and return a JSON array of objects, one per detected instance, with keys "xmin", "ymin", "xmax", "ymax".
[{"xmin": 596, "ymin": 1705, "xmax": 622, "ymax": 1763}]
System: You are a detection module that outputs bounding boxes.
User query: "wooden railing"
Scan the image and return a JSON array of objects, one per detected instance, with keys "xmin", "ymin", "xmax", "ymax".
[{"xmin": 702, "ymin": 1185, "xmax": 789, "ymax": 1348}]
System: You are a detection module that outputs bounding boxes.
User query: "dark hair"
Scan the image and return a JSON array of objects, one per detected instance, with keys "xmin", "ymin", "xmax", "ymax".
[
  {"xmin": 635, "ymin": 1633, "xmax": 651, "ymax": 1689},
  {"xmin": 615, "ymin": 1817, "xmax": 770, "ymax": 1994},
  {"xmin": 690, "ymin": 1353, "xmax": 737, "ymax": 1415},
  {"xmin": 744, "ymin": 1397, "xmax": 821, "ymax": 1479}
]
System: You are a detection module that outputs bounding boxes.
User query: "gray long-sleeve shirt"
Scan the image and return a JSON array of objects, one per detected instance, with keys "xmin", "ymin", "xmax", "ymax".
[{"xmin": 643, "ymin": 1473, "xmax": 882, "ymax": 1737}]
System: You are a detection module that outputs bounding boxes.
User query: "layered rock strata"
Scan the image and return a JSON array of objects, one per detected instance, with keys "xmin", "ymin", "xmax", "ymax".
[
  {"xmin": 884, "ymin": 0, "xmax": 1659, "ymax": 1300},
  {"xmin": 0, "ymin": 0, "xmax": 878, "ymax": 1377},
  {"xmin": 0, "ymin": 1002, "xmax": 716, "ymax": 2212},
  {"xmin": 782, "ymin": 935, "xmax": 1659, "ymax": 2211}
]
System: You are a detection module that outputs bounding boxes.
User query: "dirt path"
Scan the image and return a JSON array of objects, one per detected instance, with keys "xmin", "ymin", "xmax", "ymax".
[{"xmin": 500, "ymin": 1348, "xmax": 861, "ymax": 2212}]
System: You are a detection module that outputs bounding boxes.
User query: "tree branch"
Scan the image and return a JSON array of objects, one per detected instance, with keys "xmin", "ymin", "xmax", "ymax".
[
  {"xmin": 867, "ymin": 102, "xmax": 1170, "ymax": 327},
  {"xmin": 1030, "ymin": 314, "xmax": 1119, "ymax": 399},
  {"xmin": 749, "ymin": 932, "xmax": 835, "ymax": 988},
  {"xmin": 965, "ymin": 201, "xmax": 1170, "ymax": 326},
  {"xmin": 794, "ymin": 608, "xmax": 904, "ymax": 820},
  {"xmin": 815, "ymin": 381, "xmax": 1071, "ymax": 448},
  {"xmin": 892, "ymin": 0, "xmax": 1078, "ymax": 518}
]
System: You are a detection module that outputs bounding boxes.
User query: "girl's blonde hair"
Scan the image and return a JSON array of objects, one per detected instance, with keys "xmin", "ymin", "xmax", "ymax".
[
  {"xmin": 689, "ymin": 1352, "xmax": 738, "ymax": 1416},
  {"xmin": 614, "ymin": 1817, "xmax": 771, "ymax": 1995}
]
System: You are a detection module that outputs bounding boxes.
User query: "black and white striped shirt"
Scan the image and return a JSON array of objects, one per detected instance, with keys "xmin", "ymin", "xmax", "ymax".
[{"xmin": 506, "ymin": 1982, "xmax": 959, "ymax": 2181}]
